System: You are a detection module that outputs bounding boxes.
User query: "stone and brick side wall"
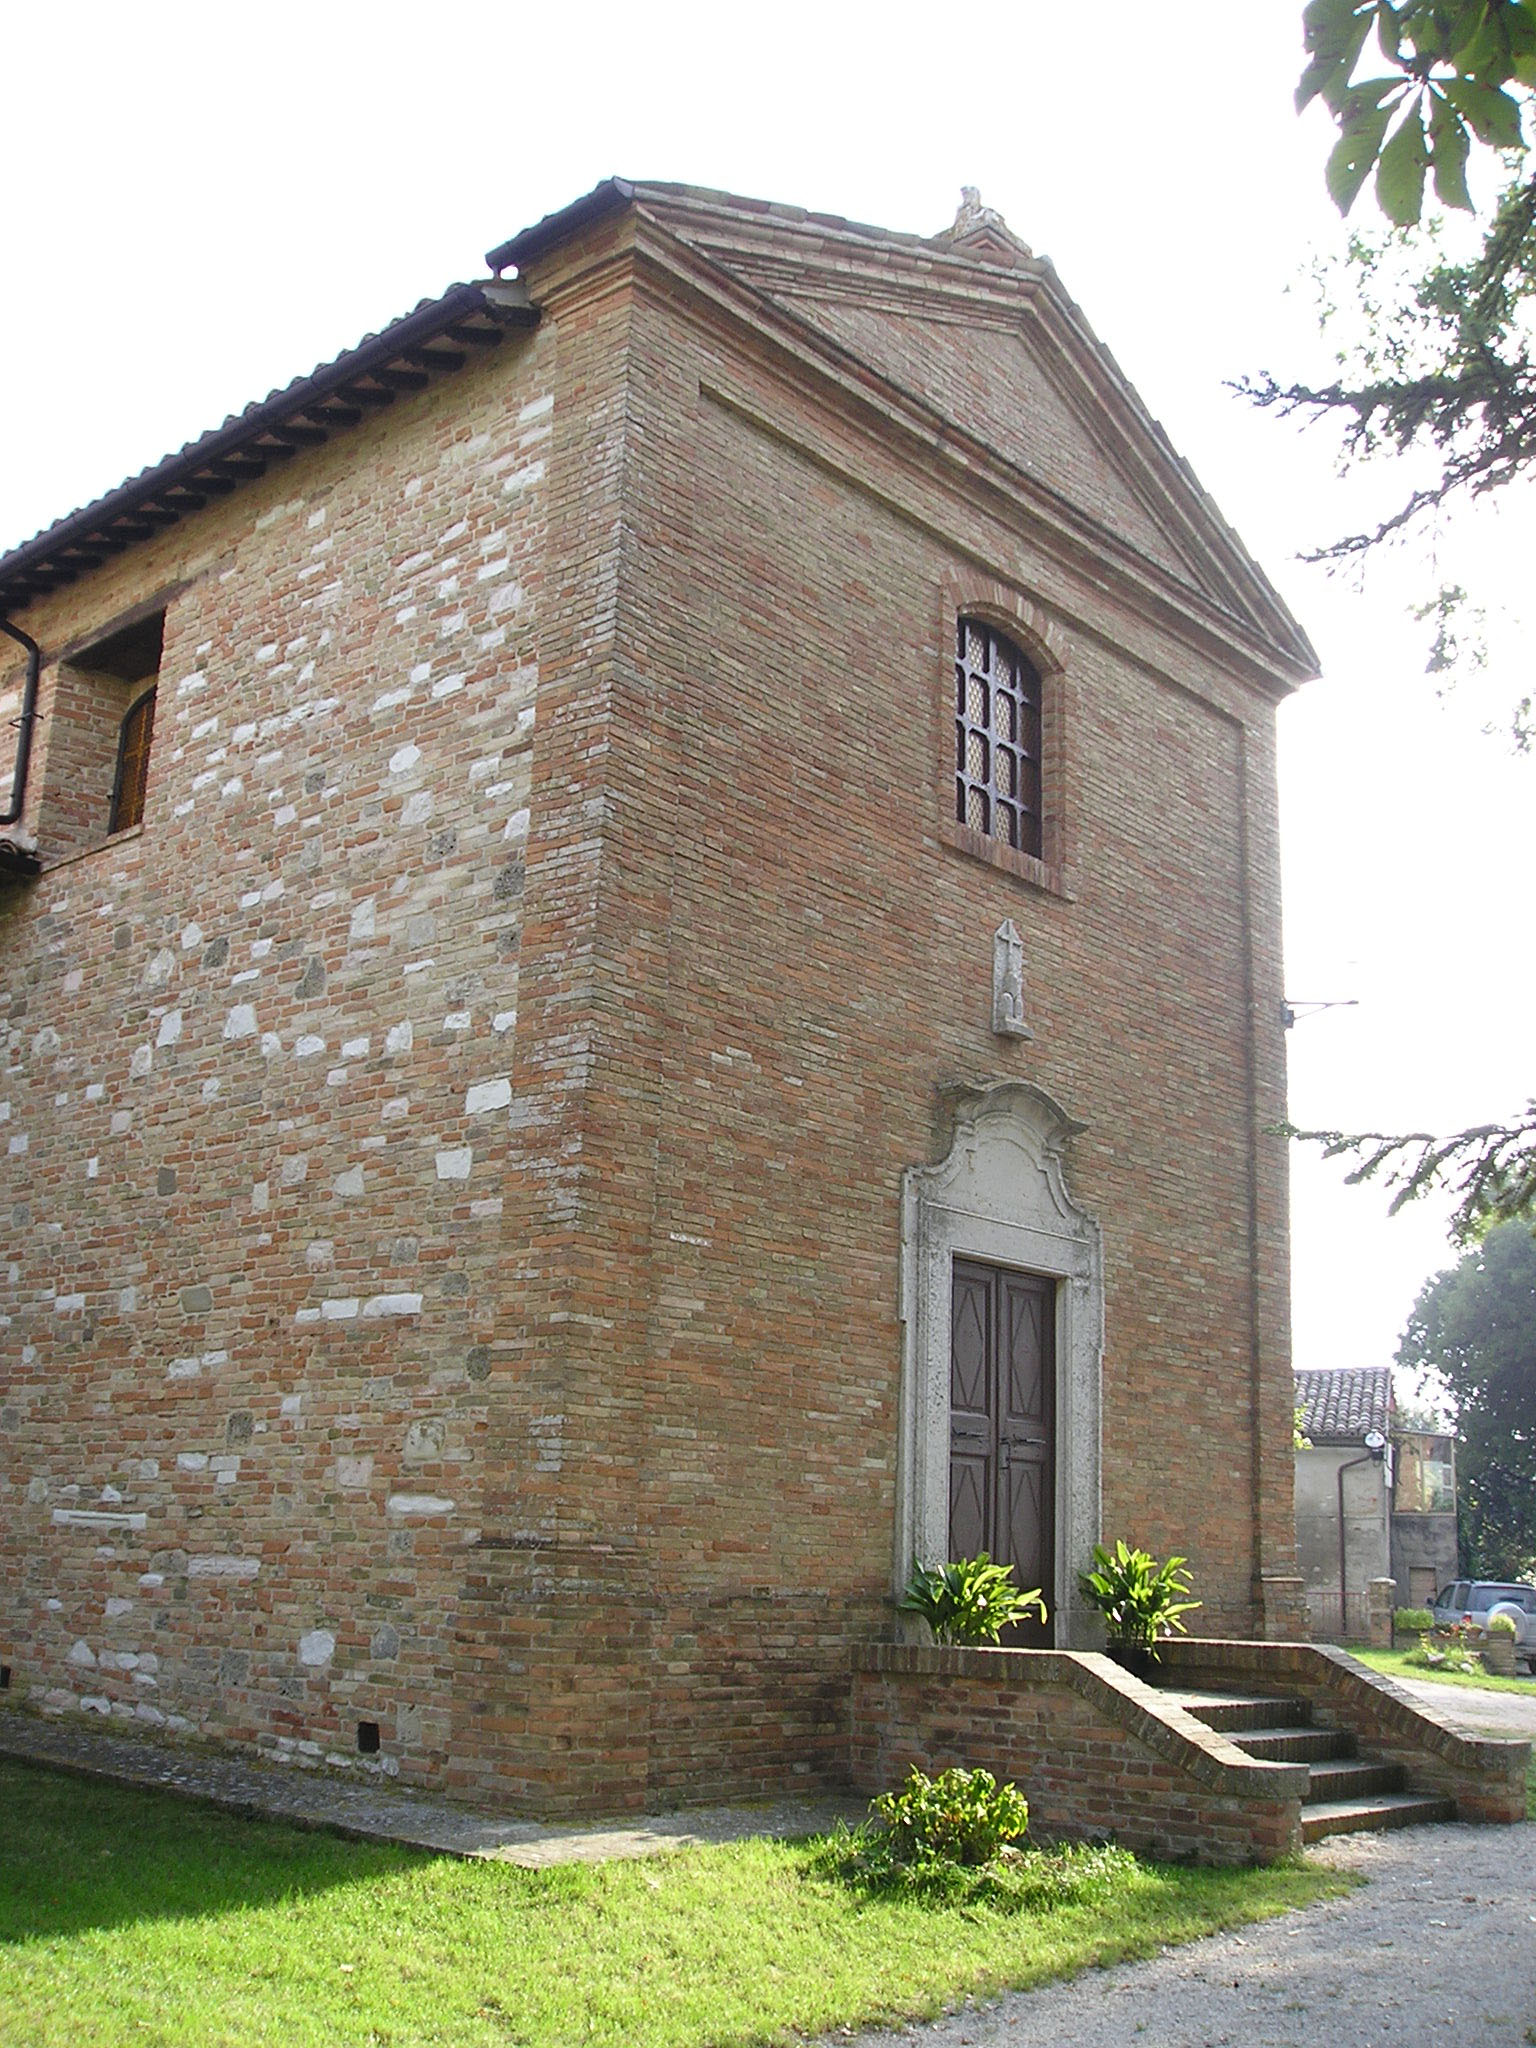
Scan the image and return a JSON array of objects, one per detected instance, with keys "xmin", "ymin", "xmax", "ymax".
[
  {"xmin": 852, "ymin": 1644, "xmax": 1306, "ymax": 1864},
  {"xmin": 1, "ymin": 318, "xmax": 554, "ymax": 1784}
]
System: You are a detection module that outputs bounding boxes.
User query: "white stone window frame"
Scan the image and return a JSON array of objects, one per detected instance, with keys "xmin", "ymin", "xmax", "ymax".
[{"xmin": 897, "ymin": 1079, "xmax": 1104, "ymax": 1647}]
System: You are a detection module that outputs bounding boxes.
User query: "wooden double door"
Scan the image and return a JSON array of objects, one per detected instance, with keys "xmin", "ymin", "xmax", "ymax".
[{"xmin": 948, "ymin": 1257, "xmax": 1055, "ymax": 1646}]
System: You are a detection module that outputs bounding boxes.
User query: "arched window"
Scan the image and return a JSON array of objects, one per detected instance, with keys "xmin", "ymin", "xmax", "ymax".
[
  {"xmin": 110, "ymin": 688, "xmax": 156, "ymax": 834},
  {"xmin": 954, "ymin": 618, "xmax": 1042, "ymax": 859}
]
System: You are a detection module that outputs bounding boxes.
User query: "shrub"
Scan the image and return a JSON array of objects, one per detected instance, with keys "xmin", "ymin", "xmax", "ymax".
[
  {"xmin": 871, "ymin": 1765, "xmax": 1029, "ymax": 1867},
  {"xmin": 1078, "ymin": 1540, "xmax": 1200, "ymax": 1656},
  {"xmin": 898, "ymin": 1555, "xmax": 1046, "ymax": 1646},
  {"xmin": 1486, "ymin": 1612, "xmax": 1519, "ymax": 1638},
  {"xmin": 810, "ymin": 1763, "xmax": 1135, "ymax": 1912},
  {"xmin": 1394, "ymin": 1606, "xmax": 1434, "ymax": 1634}
]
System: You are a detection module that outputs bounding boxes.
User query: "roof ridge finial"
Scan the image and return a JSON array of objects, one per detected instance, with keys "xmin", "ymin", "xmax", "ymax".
[{"xmin": 937, "ymin": 186, "xmax": 1032, "ymax": 263}]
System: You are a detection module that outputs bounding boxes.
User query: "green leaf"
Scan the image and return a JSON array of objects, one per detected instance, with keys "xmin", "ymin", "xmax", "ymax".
[
  {"xmin": 1376, "ymin": 1, "xmax": 1403, "ymax": 61},
  {"xmin": 1378, "ymin": 101, "xmax": 1431, "ymax": 223},
  {"xmin": 1429, "ymin": 91, "xmax": 1475, "ymax": 207},
  {"xmin": 1299, "ymin": 0, "xmax": 1374, "ymax": 110},
  {"xmin": 1326, "ymin": 99, "xmax": 1397, "ymax": 211},
  {"xmin": 1452, "ymin": 7, "xmax": 1503, "ymax": 75},
  {"xmin": 1441, "ymin": 75, "xmax": 1526, "ymax": 148}
]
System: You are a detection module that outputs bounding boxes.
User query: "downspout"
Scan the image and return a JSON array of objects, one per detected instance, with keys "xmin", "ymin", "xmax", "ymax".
[
  {"xmin": 1337, "ymin": 1444, "xmax": 1384, "ymax": 1637},
  {"xmin": 0, "ymin": 617, "xmax": 41, "ymax": 828}
]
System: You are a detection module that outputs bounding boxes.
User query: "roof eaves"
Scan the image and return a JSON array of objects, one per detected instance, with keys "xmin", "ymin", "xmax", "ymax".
[
  {"xmin": 486, "ymin": 177, "xmax": 636, "ymax": 274},
  {"xmin": 0, "ymin": 279, "xmax": 537, "ymax": 618}
]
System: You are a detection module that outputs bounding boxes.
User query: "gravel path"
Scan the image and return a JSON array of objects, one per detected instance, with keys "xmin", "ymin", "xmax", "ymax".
[{"xmin": 841, "ymin": 1685, "xmax": 1535, "ymax": 2048}]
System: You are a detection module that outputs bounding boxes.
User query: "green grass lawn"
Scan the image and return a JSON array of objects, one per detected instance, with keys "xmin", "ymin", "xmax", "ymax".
[
  {"xmin": 0, "ymin": 1760, "xmax": 1352, "ymax": 2048},
  {"xmin": 1350, "ymin": 1646, "xmax": 1536, "ymax": 1697}
]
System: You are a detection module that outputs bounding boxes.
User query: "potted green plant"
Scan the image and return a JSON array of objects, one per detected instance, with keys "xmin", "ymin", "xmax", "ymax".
[
  {"xmin": 1078, "ymin": 1540, "xmax": 1200, "ymax": 1678},
  {"xmin": 898, "ymin": 1554, "xmax": 1047, "ymax": 1646},
  {"xmin": 1482, "ymin": 1611, "xmax": 1519, "ymax": 1677}
]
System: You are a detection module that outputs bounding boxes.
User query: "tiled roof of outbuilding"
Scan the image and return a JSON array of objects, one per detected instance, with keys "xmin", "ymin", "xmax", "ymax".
[{"xmin": 1293, "ymin": 1366, "xmax": 1393, "ymax": 1446}]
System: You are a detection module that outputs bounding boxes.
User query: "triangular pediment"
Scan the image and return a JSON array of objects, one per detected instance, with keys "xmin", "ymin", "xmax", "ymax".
[{"xmin": 627, "ymin": 184, "xmax": 1314, "ymax": 678}]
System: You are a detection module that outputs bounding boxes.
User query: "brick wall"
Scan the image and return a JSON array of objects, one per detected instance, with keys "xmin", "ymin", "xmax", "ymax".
[{"xmin": 0, "ymin": 191, "xmax": 1308, "ymax": 1816}]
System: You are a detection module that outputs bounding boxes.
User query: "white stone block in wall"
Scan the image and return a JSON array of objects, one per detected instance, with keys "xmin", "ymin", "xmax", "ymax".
[
  {"xmin": 362, "ymin": 1294, "xmax": 423, "ymax": 1318},
  {"xmin": 186, "ymin": 1556, "xmax": 260, "ymax": 1580},
  {"xmin": 435, "ymin": 1148, "xmax": 472, "ymax": 1181},
  {"xmin": 464, "ymin": 1078, "xmax": 511, "ymax": 1115}
]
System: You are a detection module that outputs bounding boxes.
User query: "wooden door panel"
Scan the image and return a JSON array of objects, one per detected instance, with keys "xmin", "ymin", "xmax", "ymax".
[
  {"xmin": 949, "ymin": 1455, "xmax": 989, "ymax": 1562},
  {"xmin": 1003, "ymin": 1276, "xmax": 1048, "ymax": 1427},
  {"xmin": 950, "ymin": 1268, "xmax": 991, "ymax": 1416},
  {"xmin": 947, "ymin": 1257, "xmax": 1055, "ymax": 1646}
]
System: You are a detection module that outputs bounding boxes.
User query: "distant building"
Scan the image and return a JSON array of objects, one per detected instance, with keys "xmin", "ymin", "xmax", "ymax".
[{"xmin": 1293, "ymin": 1367, "xmax": 1458, "ymax": 1638}]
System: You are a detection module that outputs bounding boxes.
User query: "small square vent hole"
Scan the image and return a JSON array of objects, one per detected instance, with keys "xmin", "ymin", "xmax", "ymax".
[
  {"xmin": 356, "ymin": 1720, "xmax": 380, "ymax": 1755},
  {"xmin": 0, "ymin": 1666, "xmax": 11, "ymax": 1691}
]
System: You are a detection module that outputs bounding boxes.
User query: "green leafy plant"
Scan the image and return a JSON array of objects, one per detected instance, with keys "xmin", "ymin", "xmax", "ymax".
[
  {"xmin": 807, "ymin": 1765, "xmax": 1135, "ymax": 1913},
  {"xmin": 872, "ymin": 1765, "xmax": 1030, "ymax": 1867},
  {"xmin": 1079, "ymin": 1540, "xmax": 1201, "ymax": 1657},
  {"xmin": 1487, "ymin": 1610, "xmax": 1520, "ymax": 1637},
  {"xmin": 898, "ymin": 1554, "xmax": 1046, "ymax": 1646},
  {"xmin": 1394, "ymin": 1606, "xmax": 1435, "ymax": 1633}
]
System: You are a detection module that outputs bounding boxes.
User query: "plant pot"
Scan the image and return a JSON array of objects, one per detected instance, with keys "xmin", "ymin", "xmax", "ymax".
[
  {"xmin": 1105, "ymin": 1641, "xmax": 1157, "ymax": 1681},
  {"xmin": 1481, "ymin": 1637, "xmax": 1517, "ymax": 1678}
]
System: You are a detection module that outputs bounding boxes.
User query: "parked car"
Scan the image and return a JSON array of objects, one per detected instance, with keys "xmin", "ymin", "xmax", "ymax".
[{"xmin": 1428, "ymin": 1581, "xmax": 1536, "ymax": 1672}]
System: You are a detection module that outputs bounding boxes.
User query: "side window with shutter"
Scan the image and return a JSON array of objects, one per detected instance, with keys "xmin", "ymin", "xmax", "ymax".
[{"xmin": 111, "ymin": 689, "xmax": 157, "ymax": 833}]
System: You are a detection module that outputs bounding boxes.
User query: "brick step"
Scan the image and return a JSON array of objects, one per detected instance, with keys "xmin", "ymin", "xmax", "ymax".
[
  {"xmin": 1160, "ymin": 1691, "xmax": 1312, "ymax": 1733},
  {"xmin": 1223, "ymin": 1724, "xmax": 1356, "ymax": 1764},
  {"xmin": 1301, "ymin": 1792, "xmax": 1457, "ymax": 1842},
  {"xmin": 1305, "ymin": 1757, "xmax": 1405, "ymax": 1802}
]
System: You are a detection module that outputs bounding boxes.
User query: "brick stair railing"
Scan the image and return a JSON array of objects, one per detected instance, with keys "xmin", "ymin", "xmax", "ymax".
[
  {"xmin": 1154, "ymin": 1638, "xmax": 1528, "ymax": 1830},
  {"xmin": 1159, "ymin": 1686, "xmax": 1456, "ymax": 1842}
]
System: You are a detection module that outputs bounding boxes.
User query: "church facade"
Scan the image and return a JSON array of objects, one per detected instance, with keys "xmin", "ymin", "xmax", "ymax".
[{"xmin": 0, "ymin": 182, "xmax": 1313, "ymax": 1812}]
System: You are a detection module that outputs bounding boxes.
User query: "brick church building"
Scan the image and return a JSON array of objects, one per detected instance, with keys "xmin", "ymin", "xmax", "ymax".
[{"xmin": 0, "ymin": 181, "xmax": 1314, "ymax": 1813}]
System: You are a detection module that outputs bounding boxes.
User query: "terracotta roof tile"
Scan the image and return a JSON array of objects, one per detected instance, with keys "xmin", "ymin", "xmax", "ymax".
[{"xmin": 1293, "ymin": 1367, "xmax": 1393, "ymax": 1445}]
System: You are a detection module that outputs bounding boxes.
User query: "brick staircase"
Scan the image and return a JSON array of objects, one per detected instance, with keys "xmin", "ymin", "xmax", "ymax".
[{"xmin": 1161, "ymin": 1686, "xmax": 1456, "ymax": 1842}]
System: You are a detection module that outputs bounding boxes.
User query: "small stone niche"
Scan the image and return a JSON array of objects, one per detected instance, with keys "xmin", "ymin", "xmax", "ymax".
[{"xmin": 356, "ymin": 1720, "xmax": 381, "ymax": 1755}]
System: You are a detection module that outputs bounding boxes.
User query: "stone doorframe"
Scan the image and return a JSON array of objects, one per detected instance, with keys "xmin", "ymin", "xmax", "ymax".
[{"xmin": 897, "ymin": 1080, "xmax": 1105, "ymax": 1648}]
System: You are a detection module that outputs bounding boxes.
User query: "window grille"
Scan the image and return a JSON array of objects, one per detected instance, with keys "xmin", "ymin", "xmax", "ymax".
[{"xmin": 954, "ymin": 619, "xmax": 1042, "ymax": 858}]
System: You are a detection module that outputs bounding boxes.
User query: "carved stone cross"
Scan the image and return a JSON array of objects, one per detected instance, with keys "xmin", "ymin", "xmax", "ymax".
[{"xmin": 992, "ymin": 919, "xmax": 1033, "ymax": 1039}]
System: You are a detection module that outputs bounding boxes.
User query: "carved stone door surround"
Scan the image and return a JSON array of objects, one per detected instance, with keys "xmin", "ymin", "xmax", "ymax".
[{"xmin": 898, "ymin": 1080, "xmax": 1104, "ymax": 1648}]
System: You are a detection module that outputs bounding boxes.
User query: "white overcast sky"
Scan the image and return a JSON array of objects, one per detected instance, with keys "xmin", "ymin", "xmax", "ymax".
[{"xmin": 3, "ymin": 1, "xmax": 1529, "ymax": 1379}]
